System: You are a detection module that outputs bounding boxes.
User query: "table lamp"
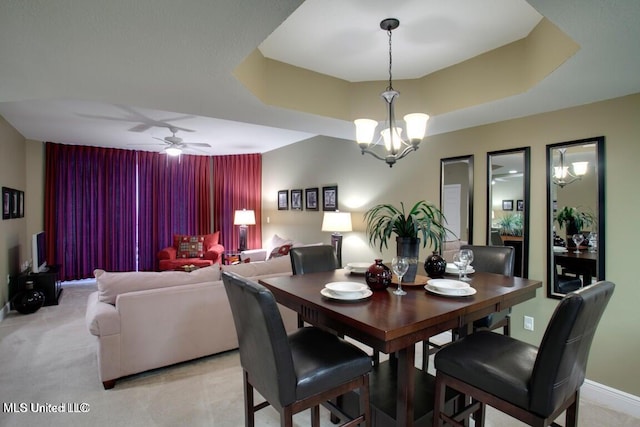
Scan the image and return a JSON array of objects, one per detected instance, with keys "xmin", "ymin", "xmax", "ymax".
[
  {"xmin": 234, "ymin": 209, "xmax": 256, "ymax": 252},
  {"xmin": 321, "ymin": 211, "xmax": 352, "ymax": 268}
]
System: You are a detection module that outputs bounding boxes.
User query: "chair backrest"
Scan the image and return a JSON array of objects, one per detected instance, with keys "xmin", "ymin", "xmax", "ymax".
[
  {"xmin": 221, "ymin": 271, "xmax": 297, "ymax": 407},
  {"xmin": 530, "ymin": 281, "xmax": 615, "ymax": 417},
  {"xmin": 289, "ymin": 245, "xmax": 339, "ymax": 275},
  {"xmin": 490, "ymin": 229, "xmax": 504, "ymax": 246},
  {"xmin": 460, "ymin": 244, "xmax": 515, "ymax": 276}
]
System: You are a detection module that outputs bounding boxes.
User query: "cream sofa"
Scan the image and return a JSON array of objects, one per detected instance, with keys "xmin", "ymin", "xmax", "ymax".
[{"xmin": 85, "ymin": 257, "xmax": 296, "ymax": 389}]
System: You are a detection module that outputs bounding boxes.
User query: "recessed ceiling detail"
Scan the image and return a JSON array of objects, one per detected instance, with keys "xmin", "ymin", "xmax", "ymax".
[{"xmin": 235, "ymin": 17, "xmax": 579, "ymax": 122}]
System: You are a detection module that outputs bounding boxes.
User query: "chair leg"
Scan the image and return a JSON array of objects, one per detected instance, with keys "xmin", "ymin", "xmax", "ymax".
[
  {"xmin": 433, "ymin": 374, "xmax": 446, "ymax": 427},
  {"xmin": 565, "ymin": 390, "xmax": 579, "ymax": 427},
  {"xmin": 281, "ymin": 407, "xmax": 294, "ymax": 427},
  {"xmin": 244, "ymin": 371, "xmax": 255, "ymax": 427},
  {"xmin": 503, "ymin": 316, "xmax": 511, "ymax": 336},
  {"xmin": 297, "ymin": 314, "xmax": 304, "ymax": 328},
  {"xmin": 311, "ymin": 405, "xmax": 321, "ymax": 427},
  {"xmin": 361, "ymin": 374, "xmax": 371, "ymax": 427}
]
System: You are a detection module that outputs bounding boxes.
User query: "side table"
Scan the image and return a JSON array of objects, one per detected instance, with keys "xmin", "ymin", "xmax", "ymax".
[{"xmin": 224, "ymin": 252, "xmax": 241, "ymax": 265}]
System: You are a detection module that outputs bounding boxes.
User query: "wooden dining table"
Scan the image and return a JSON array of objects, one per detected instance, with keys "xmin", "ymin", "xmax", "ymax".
[
  {"xmin": 259, "ymin": 270, "xmax": 541, "ymax": 427},
  {"xmin": 554, "ymin": 250, "xmax": 597, "ymax": 286}
]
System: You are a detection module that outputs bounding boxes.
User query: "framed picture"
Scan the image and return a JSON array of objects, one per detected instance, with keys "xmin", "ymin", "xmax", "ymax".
[
  {"xmin": 322, "ymin": 185, "xmax": 338, "ymax": 211},
  {"xmin": 305, "ymin": 187, "xmax": 319, "ymax": 211},
  {"xmin": 502, "ymin": 199, "xmax": 513, "ymax": 211},
  {"xmin": 2, "ymin": 187, "xmax": 10, "ymax": 220},
  {"xmin": 516, "ymin": 199, "xmax": 524, "ymax": 212},
  {"xmin": 10, "ymin": 189, "xmax": 19, "ymax": 218},
  {"xmin": 277, "ymin": 190, "xmax": 289, "ymax": 210},
  {"xmin": 290, "ymin": 189, "xmax": 303, "ymax": 210},
  {"xmin": 17, "ymin": 191, "xmax": 24, "ymax": 218}
]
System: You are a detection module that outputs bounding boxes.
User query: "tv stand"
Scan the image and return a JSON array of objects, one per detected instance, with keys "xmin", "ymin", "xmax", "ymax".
[{"xmin": 9, "ymin": 265, "xmax": 62, "ymax": 309}]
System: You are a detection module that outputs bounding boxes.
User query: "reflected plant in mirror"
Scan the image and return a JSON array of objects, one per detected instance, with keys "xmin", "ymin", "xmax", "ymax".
[{"xmin": 546, "ymin": 136, "xmax": 605, "ymax": 298}]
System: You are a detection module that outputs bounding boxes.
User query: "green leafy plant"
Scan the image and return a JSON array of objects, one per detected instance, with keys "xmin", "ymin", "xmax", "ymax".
[
  {"xmin": 496, "ymin": 213, "xmax": 523, "ymax": 236},
  {"xmin": 364, "ymin": 200, "xmax": 450, "ymax": 253},
  {"xmin": 555, "ymin": 206, "xmax": 595, "ymax": 233}
]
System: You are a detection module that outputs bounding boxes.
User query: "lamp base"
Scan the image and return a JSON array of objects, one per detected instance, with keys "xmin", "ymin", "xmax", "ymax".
[
  {"xmin": 330, "ymin": 233, "xmax": 343, "ymax": 268},
  {"xmin": 238, "ymin": 225, "xmax": 248, "ymax": 252}
]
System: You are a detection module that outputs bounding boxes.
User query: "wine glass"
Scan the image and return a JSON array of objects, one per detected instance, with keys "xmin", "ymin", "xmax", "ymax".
[
  {"xmin": 453, "ymin": 252, "xmax": 469, "ymax": 282},
  {"xmin": 572, "ymin": 233, "xmax": 584, "ymax": 253},
  {"xmin": 588, "ymin": 232, "xmax": 598, "ymax": 253},
  {"xmin": 459, "ymin": 249, "xmax": 474, "ymax": 281},
  {"xmin": 391, "ymin": 257, "xmax": 410, "ymax": 296}
]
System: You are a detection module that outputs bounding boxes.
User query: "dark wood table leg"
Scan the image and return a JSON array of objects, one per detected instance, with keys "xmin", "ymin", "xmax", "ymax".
[{"xmin": 396, "ymin": 344, "xmax": 416, "ymax": 427}]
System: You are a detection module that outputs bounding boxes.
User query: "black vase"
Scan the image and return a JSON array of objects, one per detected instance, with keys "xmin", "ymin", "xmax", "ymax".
[
  {"xmin": 396, "ymin": 237, "xmax": 420, "ymax": 283},
  {"xmin": 424, "ymin": 251, "xmax": 446, "ymax": 278},
  {"xmin": 365, "ymin": 259, "xmax": 392, "ymax": 291},
  {"xmin": 13, "ymin": 286, "xmax": 45, "ymax": 314}
]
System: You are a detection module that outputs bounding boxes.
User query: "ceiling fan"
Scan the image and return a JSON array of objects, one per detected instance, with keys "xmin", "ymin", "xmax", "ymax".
[{"xmin": 150, "ymin": 127, "xmax": 212, "ymax": 156}]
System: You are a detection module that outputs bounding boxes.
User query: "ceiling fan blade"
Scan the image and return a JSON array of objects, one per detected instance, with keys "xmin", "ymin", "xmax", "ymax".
[
  {"xmin": 184, "ymin": 142, "xmax": 211, "ymax": 148},
  {"xmin": 152, "ymin": 137, "xmax": 169, "ymax": 144},
  {"xmin": 129, "ymin": 124, "xmax": 152, "ymax": 132}
]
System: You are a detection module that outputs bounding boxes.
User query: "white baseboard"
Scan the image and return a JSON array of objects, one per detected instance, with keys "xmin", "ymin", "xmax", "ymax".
[{"xmin": 582, "ymin": 379, "xmax": 640, "ymax": 418}]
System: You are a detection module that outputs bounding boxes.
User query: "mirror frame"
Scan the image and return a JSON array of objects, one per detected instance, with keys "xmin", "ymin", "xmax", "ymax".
[
  {"xmin": 486, "ymin": 147, "xmax": 531, "ymax": 278},
  {"xmin": 440, "ymin": 155, "xmax": 474, "ymax": 245},
  {"xmin": 546, "ymin": 136, "xmax": 605, "ymax": 299}
]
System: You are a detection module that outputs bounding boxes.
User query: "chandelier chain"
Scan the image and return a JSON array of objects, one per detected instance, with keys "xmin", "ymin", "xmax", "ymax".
[{"xmin": 387, "ymin": 28, "xmax": 393, "ymax": 91}]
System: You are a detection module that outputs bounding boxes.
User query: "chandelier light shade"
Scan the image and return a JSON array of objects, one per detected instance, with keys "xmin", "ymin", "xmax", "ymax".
[
  {"xmin": 234, "ymin": 209, "xmax": 256, "ymax": 252},
  {"xmin": 354, "ymin": 18, "xmax": 429, "ymax": 168},
  {"xmin": 553, "ymin": 148, "xmax": 588, "ymax": 188},
  {"xmin": 321, "ymin": 211, "xmax": 352, "ymax": 267}
]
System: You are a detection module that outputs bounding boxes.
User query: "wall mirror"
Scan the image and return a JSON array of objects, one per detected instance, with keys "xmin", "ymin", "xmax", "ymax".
[
  {"xmin": 487, "ymin": 147, "xmax": 530, "ymax": 277},
  {"xmin": 440, "ymin": 156, "xmax": 474, "ymax": 247},
  {"xmin": 546, "ymin": 136, "xmax": 605, "ymax": 299}
]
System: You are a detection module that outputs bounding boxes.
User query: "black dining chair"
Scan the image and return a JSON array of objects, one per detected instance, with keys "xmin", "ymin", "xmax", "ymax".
[
  {"xmin": 432, "ymin": 280, "xmax": 614, "ymax": 427},
  {"xmin": 222, "ymin": 271, "xmax": 372, "ymax": 427},
  {"xmin": 422, "ymin": 245, "xmax": 515, "ymax": 370},
  {"xmin": 289, "ymin": 245, "xmax": 340, "ymax": 327}
]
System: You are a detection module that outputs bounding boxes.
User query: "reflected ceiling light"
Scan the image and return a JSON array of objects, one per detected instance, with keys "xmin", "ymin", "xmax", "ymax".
[
  {"xmin": 354, "ymin": 18, "xmax": 429, "ymax": 168},
  {"xmin": 164, "ymin": 146, "xmax": 182, "ymax": 156},
  {"xmin": 553, "ymin": 148, "xmax": 588, "ymax": 188}
]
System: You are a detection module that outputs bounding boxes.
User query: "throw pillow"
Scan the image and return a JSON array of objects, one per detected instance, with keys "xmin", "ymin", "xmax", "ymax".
[
  {"xmin": 177, "ymin": 235, "xmax": 205, "ymax": 258},
  {"xmin": 269, "ymin": 244, "xmax": 292, "ymax": 259},
  {"xmin": 265, "ymin": 234, "xmax": 293, "ymax": 258}
]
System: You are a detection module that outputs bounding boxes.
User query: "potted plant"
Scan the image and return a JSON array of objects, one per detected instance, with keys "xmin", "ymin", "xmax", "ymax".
[
  {"xmin": 555, "ymin": 206, "xmax": 595, "ymax": 247},
  {"xmin": 496, "ymin": 213, "xmax": 523, "ymax": 237},
  {"xmin": 364, "ymin": 200, "xmax": 450, "ymax": 282}
]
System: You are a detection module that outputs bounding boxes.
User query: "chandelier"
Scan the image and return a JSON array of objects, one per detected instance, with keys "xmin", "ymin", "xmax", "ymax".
[
  {"xmin": 553, "ymin": 148, "xmax": 588, "ymax": 188},
  {"xmin": 354, "ymin": 18, "xmax": 429, "ymax": 168}
]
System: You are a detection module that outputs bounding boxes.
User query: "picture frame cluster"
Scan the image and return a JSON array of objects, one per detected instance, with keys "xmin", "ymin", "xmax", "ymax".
[
  {"xmin": 2, "ymin": 187, "xmax": 24, "ymax": 220},
  {"xmin": 278, "ymin": 185, "xmax": 338, "ymax": 212}
]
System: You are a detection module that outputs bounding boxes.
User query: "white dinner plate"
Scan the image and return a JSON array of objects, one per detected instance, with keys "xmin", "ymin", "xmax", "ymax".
[
  {"xmin": 445, "ymin": 263, "xmax": 475, "ymax": 274},
  {"xmin": 427, "ymin": 279, "xmax": 470, "ymax": 292},
  {"xmin": 424, "ymin": 284, "xmax": 476, "ymax": 297},
  {"xmin": 345, "ymin": 262, "xmax": 371, "ymax": 274},
  {"xmin": 321, "ymin": 288, "xmax": 373, "ymax": 301},
  {"xmin": 553, "ymin": 246, "xmax": 568, "ymax": 253},
  {"xmin": 324, "ymin": 281, "xmax": 369, "ymax": 295}
]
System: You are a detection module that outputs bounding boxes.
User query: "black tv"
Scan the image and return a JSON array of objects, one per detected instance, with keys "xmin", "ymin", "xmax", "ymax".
[{"xmin": 32, "ymin": 231, "xmax": 47, "ymax": 273}]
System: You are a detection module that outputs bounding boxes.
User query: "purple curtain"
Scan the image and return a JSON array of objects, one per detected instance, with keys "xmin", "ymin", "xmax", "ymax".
[
  {"xmin": 137, "ymin": 152, "xmax": 212, "ymax": 270},
  {"xmin": 45, "ymin": 143, "xmax": 137, "ymax": 280}
]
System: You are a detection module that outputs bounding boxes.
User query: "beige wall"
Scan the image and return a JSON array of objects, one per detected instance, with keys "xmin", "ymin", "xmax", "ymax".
[
  {"xmin": 263, "ymin": 92, "xmax": 640, "ymax": 396},
  {"xmin": 0, "ymin": 116, "xmax": 27, "ymax": 308}
]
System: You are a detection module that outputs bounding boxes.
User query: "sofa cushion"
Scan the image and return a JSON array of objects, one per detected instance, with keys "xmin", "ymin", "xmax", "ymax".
[
  {"xmin": 96, "ymin": 264, "xmax": 222, "ymax": 304},
  {"xmin": 222, "ymin": 255, "xmax": 292, "ymax": 277},
  {"xmin": 173, "ymin": 232, "xmax": 220, "ymax": 252}
]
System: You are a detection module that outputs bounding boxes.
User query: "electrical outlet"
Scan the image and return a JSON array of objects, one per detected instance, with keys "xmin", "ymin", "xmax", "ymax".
[{"xmin": 524, "ymin": 315, "xmax": 534, "ymax": 331}]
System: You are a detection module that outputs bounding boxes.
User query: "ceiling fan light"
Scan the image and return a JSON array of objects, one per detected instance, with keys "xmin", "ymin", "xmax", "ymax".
[
  {"xmin": 554, "ymin": 166, "xmax": 568, "ymax": 179},
  {"xmin": 404, "ymin": 113, "xmax": 429, "ymax": 142},
  {"xmin": 572, "ymin": 161, "xmax": 588, "ymax": 176},
  {"xmin": 165, "ymin": 146, "xmax": 182, "ymax": 156}
]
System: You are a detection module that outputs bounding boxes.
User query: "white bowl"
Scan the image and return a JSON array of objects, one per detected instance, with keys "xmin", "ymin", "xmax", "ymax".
[
  {"xmin": 427, "ymin": 279, "xmax": 470, "ymax": 294},
  {"xmin": 324, "ymin": 282, "xmax": 369, "ymax": 296}
]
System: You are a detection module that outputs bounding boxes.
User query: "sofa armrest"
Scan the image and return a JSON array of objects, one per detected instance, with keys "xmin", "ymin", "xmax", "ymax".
[
  {"xmin": 240, "ymin": 249, "xmax": 267, "ymax": 262},
  {"xmin": 203, "ymin": 244, "xmax": 224, "ymax": 263},
  {"xmin": 85, "ymin": 291, "xmax": 121, "ymax": 337},
  {"xmin": 157, "ymin": 246, "xmax": 177, "ymax": 260}
]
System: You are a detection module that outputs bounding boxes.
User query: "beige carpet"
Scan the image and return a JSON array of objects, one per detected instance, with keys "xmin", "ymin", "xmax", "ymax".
[{"xmin": 1, "ymin": 282, "xmax": 638, "ymax": 427}]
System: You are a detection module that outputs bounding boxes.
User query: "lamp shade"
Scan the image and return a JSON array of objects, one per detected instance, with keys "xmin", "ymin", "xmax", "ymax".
[
  {"xmin": 234, "ymin": 209, "xmax": 256, "ymax": 226},
  {"xmin": 321, "ymin": 211, "xmax": 352, "ymax": 233}
]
